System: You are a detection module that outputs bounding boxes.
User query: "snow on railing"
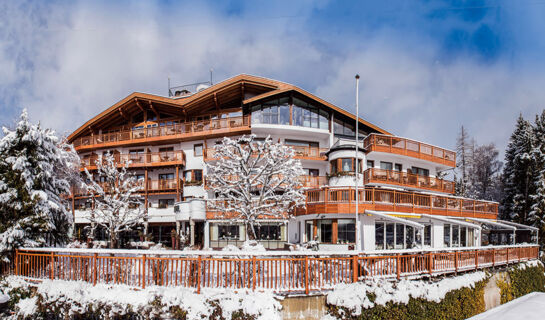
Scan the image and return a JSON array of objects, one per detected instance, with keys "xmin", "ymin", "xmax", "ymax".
[{"xmin": 11, "ymin": 245, "xmax": 539, "ymax": 294}]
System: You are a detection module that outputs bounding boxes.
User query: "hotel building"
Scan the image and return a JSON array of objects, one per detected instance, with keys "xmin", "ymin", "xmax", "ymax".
[{"xmin": 67, "ymin": 74, "xmax": 536, "ymax": 250}]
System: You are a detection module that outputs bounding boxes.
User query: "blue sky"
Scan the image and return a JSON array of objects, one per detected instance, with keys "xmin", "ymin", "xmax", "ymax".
[{"xmin": 1, "ymin": 0, "xmax": 545, "ymax": 155}]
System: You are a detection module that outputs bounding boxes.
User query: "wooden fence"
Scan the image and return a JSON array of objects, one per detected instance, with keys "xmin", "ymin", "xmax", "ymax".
[{"xmin": 13, "ymin": 246, "xmax": 539, "ymax": 294}]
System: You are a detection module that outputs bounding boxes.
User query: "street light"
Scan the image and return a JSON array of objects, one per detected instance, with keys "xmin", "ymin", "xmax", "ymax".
[{"xmin": 355, "ymin": 74, "xmax": 361, "ymax": 251}]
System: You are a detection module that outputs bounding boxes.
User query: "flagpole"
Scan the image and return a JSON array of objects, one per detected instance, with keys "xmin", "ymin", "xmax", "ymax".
[{"xmin": 355, "ymin": 74, "xmax": 361, "ymax": 252}]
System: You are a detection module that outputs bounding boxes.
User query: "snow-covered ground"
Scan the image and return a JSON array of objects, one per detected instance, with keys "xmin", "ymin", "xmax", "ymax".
[
  {"xmin": 1, "ymin": 276, "xmax": 282, "ymax": 319},
  {"xmin": 468, "ymin": 292, "xmax": 545, "ymax": 320}
]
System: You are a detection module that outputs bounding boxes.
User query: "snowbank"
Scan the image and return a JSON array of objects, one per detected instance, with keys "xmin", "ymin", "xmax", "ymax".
[
  {"xmin": 1, "ymin": 277, "xmax": 282, "ymax": 319},
  {"xmin": 327, "ymin": 271, "xmax": 488, "ymax": 316}
]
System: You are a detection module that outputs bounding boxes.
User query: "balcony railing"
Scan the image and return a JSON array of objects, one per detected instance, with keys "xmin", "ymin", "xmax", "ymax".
[
  {"xmin": 72, "ymin": 116, "xmax": 250, "ymax": 149},
  {"xmin": 363, "ymin": 134, "xmax": 456, "ymax": 167},
  {"xmin": 298, "ymin": 187, "xmax": 498, "ymax": 219},
  {"xmin": 72, "ymin": 179, "xmax": 180, "ymax": 197},
  {"xmin": 204, "ymin": 146, "xmax": 328, "ymax": 161},
  {"xmin": 364, "ymin": 168, "xmax": 455, "ymax": 194},
  {"xmin": 81, "ymin": 151, "xmax": 185, "ymax": 170}
]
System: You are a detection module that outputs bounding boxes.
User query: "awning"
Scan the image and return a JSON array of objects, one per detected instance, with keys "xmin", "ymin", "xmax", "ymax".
[
  {"xmin": 421, "ymin": 214, "xmax": 482, "ymax": 230},
  {"xmin": 366, "ymin": 210, "xmax": 424, "ymax": 229},
  {"xmin": 495, "ymin": 220, "xmax": 539, "ymax": 231},
  {"xmin": 454, "ymin": 217, "xmax": 516, "ymax": 230}
]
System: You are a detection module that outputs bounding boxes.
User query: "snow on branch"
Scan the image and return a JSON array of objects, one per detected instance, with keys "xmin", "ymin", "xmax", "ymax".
[{"xmin": 205, "ymin": 135, "xmax": 306, "ymax": 240}]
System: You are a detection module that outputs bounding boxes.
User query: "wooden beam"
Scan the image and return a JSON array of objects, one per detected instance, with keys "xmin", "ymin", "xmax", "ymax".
[
  {"xmin": 135, "ymin": 98, "xmax": 145, "ymax": 112},
  {"xmin": 213, "ymin": 93, "xmax": 220, "ymax": 112},
  {"xmin": 118, "ymin": 108, "xmax": 129, "ymax": 121},
  {"xmin": 148, "ymin": 100, "xmax": 159, "ymax": 118}
]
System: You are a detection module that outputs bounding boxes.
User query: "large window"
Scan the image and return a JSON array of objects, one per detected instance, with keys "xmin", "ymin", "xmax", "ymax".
[
  {"xmin": 411, "ymin": 166, "xmax": 430, "ymax": 176},
  {"xmin": 424, "ymin": 224, "xmax": 432, "ymax": 246},
  {"xmin": 333, "ymin": 118, "xmax": 355, "ymax": 137},
  {"xmin": 376, "ymin": 222, "xmax": 418, "ymax": 250},
  {"xmin": 444, "ymin": 224, "xmax": 451, "ymax": 247},
  {"xmin": 337, "ymin": 219, "xmax": 355, "ymax": 244},
  {"xmin": 251, "ymin": 97, "xmax": 328, "ymax": 129},
  {"xmin": 256, "ymin": 224, "xmax": 281, "ymax": 240},
  {"xmin": 218, "ymin": 225, "xmax": 240, "ymax": 240},
  {"xmin": 183, "ymin": 169, "xmax": 203, "ymax": 185}
]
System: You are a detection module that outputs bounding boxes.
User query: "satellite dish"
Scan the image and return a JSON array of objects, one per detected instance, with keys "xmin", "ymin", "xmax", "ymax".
[{"xmin": 196, "ymin": 84, "xmax": 210, "ymax": 92}]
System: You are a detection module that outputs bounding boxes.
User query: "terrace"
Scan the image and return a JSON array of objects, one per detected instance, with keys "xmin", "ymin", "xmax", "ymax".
[
  {"xmin": 204, "ymin": 145, "xmax": 328, "ymax": 161},
  {"xmin": 298, "ymin": 187, "xmax": 498, "ymax": 219},
  {"xmin": 363, "ymin": 133, "xmax": 456, "ymax": 168},
  {"xmin": 72, "ymin": 115, "xmax": 251, "ymax": 151},
  {"xmin": 364, "ymin": 168, "xmax": 455, "ymax": 194}
]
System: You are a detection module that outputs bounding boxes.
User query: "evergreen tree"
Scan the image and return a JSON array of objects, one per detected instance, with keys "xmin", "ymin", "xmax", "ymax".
[
  {"xmin": 529, "ymin": 110, "xmax": 545, "ymax": 238},
  {"xmin": 0, "ymin": 110, "xmax": 80, "ymax": 258},
  {"xmin": 455, "ymin": 126, "xmax": 472, "ymax": 197},
  {"xmin": 501, "ymin": 115, "xmax": 536, "ymax": 223}
]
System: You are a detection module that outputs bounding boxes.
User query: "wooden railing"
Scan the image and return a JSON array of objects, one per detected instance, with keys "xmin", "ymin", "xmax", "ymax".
[
  {"xmin": 72, "ymin": 179, "xmax": 180, "ymax": 196},
  {"xmin": 81, "ymin": 151, "xmax": 185, "ymax": 170},
  {"xmin": 298, "ymin": 187, "xmax": 498, "ymax": 219},
  {"xmin": 12, "ymin": 245, "xmax": 539, "ymax": 294},
  {"xmin": 364, "ymin": 168, "xmax": 455, "ymax": 194},
  {"xmin": 72, "ymin": 116, "xmax": 250, "ymax": 149},
  {"xmin": 204, "ymin": 146, "xmax": 328, "ymax": 161},
  {"xmin": 205, "ymin": 175, "xmax": 327, "ymax": 189},
  {"xmin": 364, "ymin": 133, "xmax": 456, "ymax": 167}
]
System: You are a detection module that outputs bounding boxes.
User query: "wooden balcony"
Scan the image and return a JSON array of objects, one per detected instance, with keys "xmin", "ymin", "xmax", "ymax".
[
  {"xmin": 363, "ymin": 134, "xmax": 456, "ymax": 167},
  {"xmin": 72, "ymin": 178, "xmax": 181, "ymax": 197},
  {"xmin": 204, "ymin": 146, "xmax": 328, "ymax": 161},
  {"xmin": 296, "ymin": 187, "xmax": 498, "ymax": 219},
  {"xmin": 81, "ymin": 151, "xmax": 185, "ymax": 171},
  {"xmin": 364, "ymin": 168, "xmax": 455, "ymax": 194},
  {"xmin": 205, "ymin": 175, "xmax": 328, "ymax": 189},
  {"xmin": 72, "ymin": 116, "xmax": 251, "ymax": 151}
]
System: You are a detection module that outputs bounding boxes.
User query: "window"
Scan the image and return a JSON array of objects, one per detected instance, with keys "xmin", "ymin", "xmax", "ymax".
[
  {"xmin": 386, "ymin": 223, "xmax": 395, "ymax": 249},
  {"xmin": 367, "ymin": 160, "xmax": 375, "ymax": 169},
  {"xmin": 394, "ymin": 164, "xmax": 402, "ymax": 172},
  {"xmin": 333, "ymin": 118, "xmax": 356, "ymax": 137},
  {"xmin": 444, "ymin": 224, "xmax": 451, "ymax": 247},
  {"xmin": 194, "ymin": 144, "xmax": 203, "ymax": 157},
  {"xmin": 218, "ymin": 225, "xmax": 240, "ymax": 240},
  {"xmin": 337, "ymin": 219, "xmax": 355, "ymax": 243},
  {"xmin": 159, "ymin": 173, "xmax": 174, "ymax": 180},
  {"xmin": 184, "ymin": 169, "xmax": 203, "ymax": 185},
  {"xmin": 305, "ymin": 221, "xmax": 314, "ymax": 242},
  {"xmin": 256, "ymin": 224, "xmax": 281, "ymax": 240},
  {"xmin": 159, "ymin": 147, "xmax": 173, "ymax": 152},
  {"xmin": 285, "ymin": 139, "xmax": 319, "ymax": 148},
  {"xmin": 452, "ymin": 225, "xmax": 460, "ymax": 247},
  {"xmin": 424, "ymin": 224, "xmax": 432, "ymax": 246},
  {"xmin": 405, "ymin": 225, "xmax": 415, "ymax": 248},
  {"xmin": 380, "ymin": 161, "xmax": 393, "ymax": 171},
  {"xmin": 318, "ymin": 220, "xmax": 333, "ymax": 243},
  {"xmin": 461, "ymin": 227, "xmax": 467, "ymax": 247},
  {"xmin": 375, "ymin": 222, "xmax": 385, "ymax": 250},
  {"xmin": 158, "ymin": 199, "xmax": 174, "ymax": 208},
  {"xmin": 411, "ymin": 166, "xmax": 430, "ymax": 176},
  {"xmin": 330, "ymin": 158, "xmax": 363, "ymax": 174},
  {"xmin": 304, "ymin": 168, "xmax": 320, "ymax": 176},
  {"xmin": 395, "ymin": 224, "xmax": 404, "ymax": 249}
]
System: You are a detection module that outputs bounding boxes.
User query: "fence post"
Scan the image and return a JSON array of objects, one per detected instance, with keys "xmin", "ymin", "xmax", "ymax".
[
  {"xmin": 93, "ymin": 253, "xmax": 97, "ymax": 286},
  {"xmin": 396, "ymin": 254, "xmax": 401, "ymax": 280},
  {"xmin": 506, "ymin": 248, "xmax": 509, "ymax": 264},
  {"xmin": 252, "ymin": 256, "xmax": 256, "ymax": 291},
  {"xmin": 492, "ymin": 249, "xmax": 495, "ymax": 267},
  {"xmin": 305, "ymin": 256, "xmax": 309, "ymax": 295},
  {"xmin": 50, "ymin": 252, "xmax": 55, "ymax": 280},
  {"xmin": 197, "ymin": 256, "xmax": 202, "ymax": 294},
  {"xmin": 475, "ymin": 250, "xmax": 479, "ymax": 270},
  {"xmin": 428, "ymin": 252, "xmax": 433, "ymax": 275},
  {"xmin": 352, "ymin": 255, "xmax": 358, "ymax": 283},
  {"xmin": 454, "ymin": 251, "xmax": 458, "ymax": 274},
  {"xmin": 518, "ymin": 247, "xmax": 521, "ymax": 263},
  {"xmin": 14, "ymin": 249, "xmax": 19, "ymax": 276},
  {"xmin": 142, "ymin": 254, "xmax": 147, "ymax": 289}
]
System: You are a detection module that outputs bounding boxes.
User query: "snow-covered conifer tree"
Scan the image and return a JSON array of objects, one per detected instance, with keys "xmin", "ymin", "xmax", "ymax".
[
  {"xmin": 84, "ymin": 153, "xmax": 145, "ymax": 248},
  {"xmin": 205, "ymin": 135, "xmax": 306, "ymax": 241},
  {"xmin": 501, "ymin": 114, "xmax": 537, "ymax": 223},
  {"xmin": 0, "ymin": 110, "xmax": 80, "ymax": 258},
  {"xmin": 529, "ymin": 110, "xmax": 545, "ymax": 241}
]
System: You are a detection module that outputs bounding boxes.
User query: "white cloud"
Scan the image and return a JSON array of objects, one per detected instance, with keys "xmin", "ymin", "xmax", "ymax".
[{"xmin": 1, "ymin": 0, "xmax": 545, "ymax": 159}]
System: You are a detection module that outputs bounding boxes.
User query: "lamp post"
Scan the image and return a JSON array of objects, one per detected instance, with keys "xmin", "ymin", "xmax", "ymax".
[{"xmin": 355, "ymin": 74, "xmax": 361, "ymax": 251}]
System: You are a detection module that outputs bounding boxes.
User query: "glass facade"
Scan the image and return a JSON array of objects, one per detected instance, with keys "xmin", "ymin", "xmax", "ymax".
[{"xmin": 251, "ymin": 96, "xmax": 329, "ymax": 130}]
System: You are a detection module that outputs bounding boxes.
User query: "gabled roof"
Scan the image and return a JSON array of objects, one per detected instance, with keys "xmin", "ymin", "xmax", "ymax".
[{"xmin": 67, "ymin": 74, "xmax": 391, "ymax": 142}]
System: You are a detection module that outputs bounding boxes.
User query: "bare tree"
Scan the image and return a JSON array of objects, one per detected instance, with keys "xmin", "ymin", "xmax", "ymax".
[
  {"xmin": 468, "ymin": 143, "xmax": 503, "ymax": 201},
  {"xmin": 84, "ymin": 153, "xmax": 145, "ymax": 248},
  {"xmin": 205, "ymin": 135, "xmax": 306, "ymax": 241}
]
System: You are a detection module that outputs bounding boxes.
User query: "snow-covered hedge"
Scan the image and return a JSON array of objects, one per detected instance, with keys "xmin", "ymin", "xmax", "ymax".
[
  {"xmin": 325, "ymin": 272, "xmax": 488, "ymax": 320},
  {"xmin": 497, "ymin": 260, "xmax": 545, "ymax": 304},
  {"xmin": 0, "ymin": 277, "xmax": 282, "ymax": 319}
]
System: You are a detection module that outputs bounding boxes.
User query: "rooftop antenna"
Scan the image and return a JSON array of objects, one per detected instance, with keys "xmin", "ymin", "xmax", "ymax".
[{"xmin": 210, "ymin": 68, "xmax": 214, "ymax": 85}]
